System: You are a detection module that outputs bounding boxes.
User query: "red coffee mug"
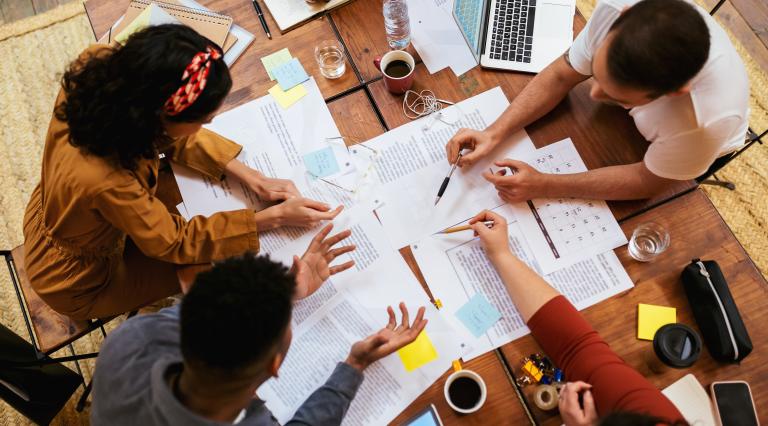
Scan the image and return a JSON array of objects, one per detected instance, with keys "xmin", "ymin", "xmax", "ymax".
[{"xmin": 374, "ymin": 50, "xmax": 415, "ymax": 95}]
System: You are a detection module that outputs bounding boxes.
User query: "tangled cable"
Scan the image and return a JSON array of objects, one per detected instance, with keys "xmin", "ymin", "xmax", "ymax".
[{"xmin": 402, "ymin": 90, "xmax": 464, "ymax": 131}]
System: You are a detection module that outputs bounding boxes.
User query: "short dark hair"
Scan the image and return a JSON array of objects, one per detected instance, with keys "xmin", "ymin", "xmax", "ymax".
[
  {"xmin": 607, "ymin": 0, "xmax": 710, "ymax": 96},
  {"xmin": 56, "ymin": 24, "xmax": 232, "ymax": 170},
  {"xmin": 180, "ymin": 253, "xmax": 295, "ymax": 375}
]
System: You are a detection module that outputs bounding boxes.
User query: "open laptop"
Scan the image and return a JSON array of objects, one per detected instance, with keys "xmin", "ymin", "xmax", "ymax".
[{"xmin": 453, "ymin": 0, "xmax": 575, "ymax": 73}]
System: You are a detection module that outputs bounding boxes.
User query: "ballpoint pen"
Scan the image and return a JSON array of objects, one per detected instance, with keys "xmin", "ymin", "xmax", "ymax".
[
  {"xmin": 434, "ymin": 151, "xmax": 463, "ymax": 206},
  {"xmin": 251, "ymin": 0, "xmax": 272, "ymax": 40},
  {"xmin": 439, "ymin": 221, "xmax": 495, "ymax": 234}
]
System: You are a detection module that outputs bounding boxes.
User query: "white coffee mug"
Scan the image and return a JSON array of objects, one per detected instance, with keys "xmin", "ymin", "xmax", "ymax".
[{"xmin": 443, "ymin": 369, "xmax": 487, "ymax": 414}]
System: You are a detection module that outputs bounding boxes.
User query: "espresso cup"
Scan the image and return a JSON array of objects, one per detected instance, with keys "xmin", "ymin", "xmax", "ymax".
[
  {"xmin": 373, "ymin": 50, "xmax": 415, "ymax": 95},
  {"xmin": 443, "ymin": 369, "xmax": 487, "ymax": 414}
]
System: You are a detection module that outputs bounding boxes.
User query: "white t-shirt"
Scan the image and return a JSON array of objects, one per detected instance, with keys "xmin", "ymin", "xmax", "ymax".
[{"xmin": 568, "ymin": 0, "xmax": 749, "ymax": 180}]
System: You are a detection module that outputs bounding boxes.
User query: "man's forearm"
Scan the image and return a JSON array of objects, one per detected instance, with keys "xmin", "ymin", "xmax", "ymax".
[
  {"xmin": 541, "ymin": 162, "xmax": 678, "ymax": 200},
  {"xmin": 487, "ymin": 56, "xmax": 587, "ymax": 142}
]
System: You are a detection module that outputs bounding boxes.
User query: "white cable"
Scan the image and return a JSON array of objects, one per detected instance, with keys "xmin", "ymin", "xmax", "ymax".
[{"xmin": 402, "ymin": 90, "xmax": 460, "ymax": 130}]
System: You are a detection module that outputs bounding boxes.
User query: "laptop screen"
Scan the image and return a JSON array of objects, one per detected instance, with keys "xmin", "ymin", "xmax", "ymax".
[{"xmin": 453, "ymin": 0, "xmax": 487, "ymax": 62}]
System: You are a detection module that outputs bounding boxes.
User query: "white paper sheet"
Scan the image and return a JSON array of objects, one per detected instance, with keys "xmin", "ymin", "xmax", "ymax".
[
  {"xmin": 172, "ymin": 78, "xmax": 369, "ymax": 216},
  {"xmin": 258, "ymin": 207, "xmax": 466, "ymax": 426},
  {"xmin": 411, "ymin": 204, "xmax": 634, "ymax": 360},
  {"xmin": 408, "ymin": 0, "xmax": 477, "ymax": 76},
  {"xmin": 366, "ymin": 87, "xmax": 535, "ymax": 249},
  {"xmin": 509, "ymin": 139, "xmax": 628, "ymax": 274}
]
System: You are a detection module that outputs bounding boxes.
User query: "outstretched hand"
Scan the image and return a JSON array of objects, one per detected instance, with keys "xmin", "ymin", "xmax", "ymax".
[
  {"xmin": 292, "ymin": 223, "xmax": 356, "ymax": 299},
  {"xmin": 346, "ymin": 303, "xmax": 428, "ymax": 372}
]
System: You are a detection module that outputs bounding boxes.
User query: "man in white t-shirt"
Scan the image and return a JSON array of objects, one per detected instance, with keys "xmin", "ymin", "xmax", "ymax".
[{"xmin": 445, "ymin": 0, "xmax": 749, "ymax": 201}]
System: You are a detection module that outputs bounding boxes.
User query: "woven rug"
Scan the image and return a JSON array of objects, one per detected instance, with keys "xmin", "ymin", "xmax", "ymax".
[{"xmin": 0, "ymin": 1, "xmax": 766, "ymax": 424}]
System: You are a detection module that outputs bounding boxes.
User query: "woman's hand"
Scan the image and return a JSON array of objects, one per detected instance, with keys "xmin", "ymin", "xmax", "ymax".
[
  {"xmin": 559, "ymin": 381, "xmax": 598, "ymax": 426},
  {"xmin": 225, "ymin": 159, "xmax": 300, "ymax": 201},
  {"xmin": 255, "ymin": 198, "xmax": 344, "ymax": 230},
  {"xmin": 292, "ymin": 223, "xmax": 356, "ymax": 299},
  {"xmin": 470, "ymin": 210, "xmax": 511, "ymax": 260}
]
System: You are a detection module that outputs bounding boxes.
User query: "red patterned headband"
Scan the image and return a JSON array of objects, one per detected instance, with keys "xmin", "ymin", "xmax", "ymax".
[{"xmin": 164, "ymin": 46, "xmax": 222, "ymax": 116}]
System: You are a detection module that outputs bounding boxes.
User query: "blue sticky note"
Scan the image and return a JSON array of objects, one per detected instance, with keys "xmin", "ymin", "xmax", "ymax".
[
  {"xmin": 303, "ymin": 147, "xmax": 340, "ymax": 178},
  {"xmin": 273, "ymin": 58, "xmax": 310, "ymax": 91},
  {"xmin": 455, "ymin": 293, "xmax": 502, "ymax": 338}
]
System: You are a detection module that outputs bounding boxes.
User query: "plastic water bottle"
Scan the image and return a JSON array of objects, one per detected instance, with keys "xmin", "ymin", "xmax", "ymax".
[{"xmin": 383, "ymin": 0, "xmax": 411, "ymax": 50}]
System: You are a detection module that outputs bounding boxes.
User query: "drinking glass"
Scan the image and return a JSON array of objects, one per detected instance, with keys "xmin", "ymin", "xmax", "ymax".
[
  {"xmin": 314, "ymin": 40, "xmax": 346, "ymax": 79},
  {"xmin": 628, "ymin": 222, "xmax": 670, "ymax": 262}
]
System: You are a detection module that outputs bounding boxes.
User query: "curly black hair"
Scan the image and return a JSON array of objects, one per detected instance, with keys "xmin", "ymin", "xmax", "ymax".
[
  {"xmin": 180, "ymin": 253, "xmax": 296, "ymax": 375},
  {"xmin": 55, "ymin": 24, "xmax": 232, "ymax": 170}
]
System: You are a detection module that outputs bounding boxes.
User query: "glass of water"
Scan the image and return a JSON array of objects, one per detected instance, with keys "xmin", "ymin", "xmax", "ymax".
[
  {"xmin": 628, "ymin": 222, "xmax": 670, "ymax": 262},
  {"xmin": 314, "ymin": 40, "xmax": 346, "ymax": 79}
]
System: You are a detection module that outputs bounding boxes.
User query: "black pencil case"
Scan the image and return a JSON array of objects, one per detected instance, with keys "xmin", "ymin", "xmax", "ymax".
[{"xmin": 681, "ymin": 259, "xmax": 752, "ymax": 363}]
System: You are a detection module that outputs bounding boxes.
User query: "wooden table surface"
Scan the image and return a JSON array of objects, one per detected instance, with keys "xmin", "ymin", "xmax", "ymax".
[
  {"xmin": 500, "ymin": 189, "xmax": 768, "ymax": 425},
  {"xmin": 83, "ymin": 1, "xmax": 765, "ymax": 424},
  {"xmin": 83, "ymin": 0, "xmax": 361, "ymax": 111}
]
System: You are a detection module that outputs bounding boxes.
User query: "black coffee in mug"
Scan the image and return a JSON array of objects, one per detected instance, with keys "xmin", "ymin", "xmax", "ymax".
[
  {"xmin": 384, "ymin": 60, "xmax": 411, "ymax": 78},
  {"xmin": 448, "ymin": 377, "xmax": 482, "ymax": 410}
]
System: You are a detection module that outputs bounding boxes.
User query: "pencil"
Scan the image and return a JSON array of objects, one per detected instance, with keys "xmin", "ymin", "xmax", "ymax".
[{"xmin": 440, "ymin": 220, "xmax": 494, "ymax": 234}]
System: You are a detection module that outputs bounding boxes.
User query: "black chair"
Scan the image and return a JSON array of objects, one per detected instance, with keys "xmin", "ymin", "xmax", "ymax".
[
  {"xmin": 0, "ymin": 246, "xmax": 136, "ymax": 418},
  {"xmin": 697, "ymin": 128, "xmax": 766, "ymax": 190}
]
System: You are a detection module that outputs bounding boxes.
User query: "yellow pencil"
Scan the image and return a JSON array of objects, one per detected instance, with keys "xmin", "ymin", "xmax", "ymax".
[{"xmin": 440, "ymin": 221, "xmax": 494, "ymax": 234}]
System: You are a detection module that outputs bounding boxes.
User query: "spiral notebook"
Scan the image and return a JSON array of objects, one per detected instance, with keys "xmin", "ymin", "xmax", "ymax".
[{"xmin": 109, "ymin": 0, "xmax": 233, "ymax": 48}]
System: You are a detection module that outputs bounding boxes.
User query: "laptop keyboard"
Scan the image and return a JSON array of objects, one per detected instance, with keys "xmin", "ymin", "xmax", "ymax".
[{"xmin": 489, "ymin": 0, "xmax": 536, "ymax": 63}]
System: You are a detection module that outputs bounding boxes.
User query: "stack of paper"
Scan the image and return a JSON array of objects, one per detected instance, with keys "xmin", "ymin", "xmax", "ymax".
[
  {"xmin": 98, "ymin": 0, "xmax": 254, "ymax": 67},
  {"xmin": 408, "ymin": 0, "xmax": 477, "ymax": 76}
]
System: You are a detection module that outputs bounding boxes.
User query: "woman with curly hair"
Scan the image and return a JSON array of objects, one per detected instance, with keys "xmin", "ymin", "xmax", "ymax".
[{"xmin": 22, "ymin": 25, "xmax": 340, "ymax": 320}]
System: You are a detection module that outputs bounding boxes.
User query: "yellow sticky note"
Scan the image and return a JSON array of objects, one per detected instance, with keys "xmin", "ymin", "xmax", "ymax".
[
  {"xmin": 268, "ymin": 83, "xmax": 307, "ymax": 109},
  {"xmin": 637, "ymin": 303, "xmax": 676, "ymax": 340},
  {"xmin": 261, "ymin": 48, "xmax": 293, "ymax": 80},
  {"xmin": 114, "ymin": 6, "xmax": 152, "ymax": 45},
  {"xmin": 397, "ymin": 331, "xmax": 438, "ymax": 372}
]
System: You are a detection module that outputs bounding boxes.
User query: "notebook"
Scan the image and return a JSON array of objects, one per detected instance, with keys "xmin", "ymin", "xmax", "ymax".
[
  {"xmin": 109, "ymin": 0, "xmax": 233, "ymax": 49},
  {"xmin": 662, "ymin": 374, "xmax": 717, "ymax": 426},
  {"xmin": 264, "ymin": 0, "xmax": 354, "ymax": 32}
]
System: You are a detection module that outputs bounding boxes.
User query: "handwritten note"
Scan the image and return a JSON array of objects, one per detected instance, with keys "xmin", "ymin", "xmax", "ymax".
[
  {"xmin": 303, "ymin": 147, "xmax": 340, "ymax": 178},
  {"xmin": 273, "ymin": 58, "xmax": 310, "ymax": 91},
  {"xmin": 637, "ymin": 303, "xmax": 676, "ymax": 340},
  {"xmin": 455, "ymin": 293, "xmax": 502, "ymax": 338},
  {"xmin": 268, "ymin": 83, "xmax": 307, "ymax": 109},
  {"xmin": 260, "ymin": 48, "xmax": 293, "ymax": 80},
  {"xmin": 397, "ymin": 331, "xmax": 438, "ymax": 372}
]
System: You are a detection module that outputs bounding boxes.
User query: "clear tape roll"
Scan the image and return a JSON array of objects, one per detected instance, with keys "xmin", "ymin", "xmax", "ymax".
[{"xmin": 533, "ymin": 384, "xmax": 559, "ymax": 411}]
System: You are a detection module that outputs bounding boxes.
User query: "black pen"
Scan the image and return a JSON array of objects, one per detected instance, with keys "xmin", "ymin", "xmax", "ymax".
[
  {"xmin": 251, "ymin": 0, "xmax": 272, "ymax": 40},
  {"xmin": 435, "ymin": 152, "xmax": 463, "ymax": 206}
]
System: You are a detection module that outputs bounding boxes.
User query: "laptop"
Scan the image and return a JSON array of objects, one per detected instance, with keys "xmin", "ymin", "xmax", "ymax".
[{"xmin": 453, "ymin": 0, "xmax": 575, "ymax": 73}]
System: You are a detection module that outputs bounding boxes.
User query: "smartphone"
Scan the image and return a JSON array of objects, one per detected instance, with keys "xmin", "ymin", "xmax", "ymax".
[
  {"xmin": 401, "ymin": 404, "xmax": 444, "ymax": 426},
  {"xmin": 710, "ymin": 381, "xmax": 759, "ymax": 426}
]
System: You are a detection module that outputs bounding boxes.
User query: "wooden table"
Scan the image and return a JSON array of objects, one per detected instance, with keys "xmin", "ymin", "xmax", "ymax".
[
  {"xmin": 83, "ymin": 1, "xmax": 765, "ymax": 425},
  {"xmin": 83, "ymin": 0, "xmax": 361, "ymax": 111},
  {"xmin": 500, "ymin": 189, "xmax": 768, "ymax": 425}
]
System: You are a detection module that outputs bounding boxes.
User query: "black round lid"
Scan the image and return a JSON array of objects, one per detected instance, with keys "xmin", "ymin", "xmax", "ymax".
[{"xmin": 653, "ymin": 323, "xmax": 702, "ymax": 368}]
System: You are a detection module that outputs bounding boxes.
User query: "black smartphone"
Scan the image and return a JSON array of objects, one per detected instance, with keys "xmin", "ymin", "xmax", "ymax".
[
  {"xmin": 401, "ymin": 404, "xmax": 444, "ymax": 426},
  {"xmin": 710, "ymin": 381, "xmax": 759, "ymax": 426}
]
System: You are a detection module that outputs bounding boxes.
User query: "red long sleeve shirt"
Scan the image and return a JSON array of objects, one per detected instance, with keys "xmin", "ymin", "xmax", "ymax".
[{"xmin": 527, "ymin": 296, "xmax": 684, "ymax": 422}]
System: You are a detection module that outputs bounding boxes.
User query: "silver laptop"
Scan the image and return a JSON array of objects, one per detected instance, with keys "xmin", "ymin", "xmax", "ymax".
[{"xmin": 453, "ymin": 0, "xmax": 575, "ymax": 73}]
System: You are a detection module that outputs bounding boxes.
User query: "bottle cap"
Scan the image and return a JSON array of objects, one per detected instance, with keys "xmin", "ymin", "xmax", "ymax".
[{"xmin": 653, "ymin": 323, "xmax": 702, "ymax": 368}]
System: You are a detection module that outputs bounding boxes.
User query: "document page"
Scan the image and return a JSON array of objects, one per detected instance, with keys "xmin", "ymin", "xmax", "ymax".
[
  {"xmin": 368, "ymin": 87, "xmax": 535, "ymax": 249},
  {"xmin": 509, "ymin": 139, "xmax": 628, "ymax": 274},
  {"xmin": 258, "ymin": 208, "xmax": 466, "ymax": 425},
  {"xmin": 411, "ymin": 204, "xmax": 633, "ymax": 360}
]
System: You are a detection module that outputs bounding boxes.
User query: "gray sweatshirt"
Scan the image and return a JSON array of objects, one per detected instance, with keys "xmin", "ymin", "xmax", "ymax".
[{"xmin": 91, "ymin": 305, "xmax": 363, "ymax": 426}]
